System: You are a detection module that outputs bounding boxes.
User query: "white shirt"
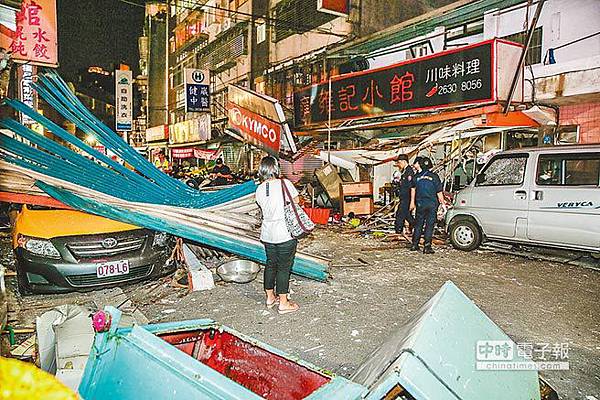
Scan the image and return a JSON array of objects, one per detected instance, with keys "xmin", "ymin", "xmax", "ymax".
[{"xmin": 255, "ymin": 178, "xmax": 299, "ymax": 244}]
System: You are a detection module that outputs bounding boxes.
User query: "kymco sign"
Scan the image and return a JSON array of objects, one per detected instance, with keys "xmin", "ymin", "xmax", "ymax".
[{"xmin": 227, "ymin": 102, "xmax": 281, "ymax": 153}]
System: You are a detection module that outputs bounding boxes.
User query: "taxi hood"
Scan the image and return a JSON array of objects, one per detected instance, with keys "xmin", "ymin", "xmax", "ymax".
[{"xmin": 15, "ymin": 206, "xmax": 139, "ymax": 240}]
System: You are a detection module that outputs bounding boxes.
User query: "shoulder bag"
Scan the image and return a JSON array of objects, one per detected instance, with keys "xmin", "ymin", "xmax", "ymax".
[{"xmin": 280, "ymin": 179, "xmax": 315, "ymax": 238}]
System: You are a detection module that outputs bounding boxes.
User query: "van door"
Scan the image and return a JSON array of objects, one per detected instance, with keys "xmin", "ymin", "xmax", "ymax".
[
  {"xmin": 527, "ymin": 152, "xmax": 600, "ymax": 249},
  {"xmin": 471, "ymin": 153, "xmax": 529, "ymax": 238}
]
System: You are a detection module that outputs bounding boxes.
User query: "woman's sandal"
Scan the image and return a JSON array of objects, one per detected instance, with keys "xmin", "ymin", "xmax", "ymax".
[
  {"xmin": 266, "ymin": 298, "xmax": 279, "ymax": 309},
  {"xmin": 278, "ymin": 302, "xmax": 299, "ymax": 315}
]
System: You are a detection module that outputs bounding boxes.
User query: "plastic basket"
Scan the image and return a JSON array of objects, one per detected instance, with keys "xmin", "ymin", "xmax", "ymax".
[{"xmin": 302, "ymin": 207, "xmax": 331, "ymax": 225}]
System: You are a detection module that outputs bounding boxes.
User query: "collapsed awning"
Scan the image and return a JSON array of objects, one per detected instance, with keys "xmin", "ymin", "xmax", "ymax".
[
  {"xmin": 315, "ymin": 105, "xmax": 544, "ymax": 169},
  {"xmin": 0, "ymin": 69, "xmax": 330, "ymax": 282}
]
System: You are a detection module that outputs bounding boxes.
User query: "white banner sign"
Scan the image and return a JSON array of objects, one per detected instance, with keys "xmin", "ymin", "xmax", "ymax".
[
  {"xmin": 19, "ymin": 64, "xmax": 36, "ymax": 125},
  {"xmin": 115, "ymin": 69, "xmax": 133, "ymax": 132}
]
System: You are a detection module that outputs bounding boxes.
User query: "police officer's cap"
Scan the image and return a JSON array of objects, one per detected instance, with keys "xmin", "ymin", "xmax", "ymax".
[{"xmin": 415, "ymin": 156, "xmax": 433, "ymax": 170}]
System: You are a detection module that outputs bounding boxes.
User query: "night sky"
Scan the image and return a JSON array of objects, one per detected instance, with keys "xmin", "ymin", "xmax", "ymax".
[{"xmin": 56, "ymin": 0, "xmax": 145, "ymax": 79}]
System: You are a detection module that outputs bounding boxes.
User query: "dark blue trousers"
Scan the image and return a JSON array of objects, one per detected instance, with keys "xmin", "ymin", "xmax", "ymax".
[
  {"xmin": 395, "ymin": 199, "xmax": 415, "ymax": 233},
  {"xmin": 412, "ymin": 203, "xmax": 437, "ymax": 246}
]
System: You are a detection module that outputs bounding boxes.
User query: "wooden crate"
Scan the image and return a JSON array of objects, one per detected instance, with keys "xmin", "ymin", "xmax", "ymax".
[{"xmin": 340, "ymin": 182, "xmax": 374, "ymax": 215}]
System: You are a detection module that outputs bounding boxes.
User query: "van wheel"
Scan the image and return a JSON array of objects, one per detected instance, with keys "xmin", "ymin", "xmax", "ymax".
[
  {"xmin": 16, "ymin": 266, "xmax": 32, "ymax": 296},
  {"xmin": 449, "ymin": 219, "xmax": 482, "ymax": 251}
]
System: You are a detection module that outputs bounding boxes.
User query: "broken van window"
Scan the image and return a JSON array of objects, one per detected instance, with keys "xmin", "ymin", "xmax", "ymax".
[{"xmin": 478, "ymin": 156, "xmax": 527, "ymax": 186}]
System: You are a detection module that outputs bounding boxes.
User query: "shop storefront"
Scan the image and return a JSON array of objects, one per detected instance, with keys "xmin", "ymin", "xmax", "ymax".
[{"xmin": 145, "ymin": 124, "xmax": 170, "ymax": 167}]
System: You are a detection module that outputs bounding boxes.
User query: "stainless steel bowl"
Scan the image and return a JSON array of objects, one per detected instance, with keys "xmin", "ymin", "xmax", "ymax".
[{"xmin": 216, "ymin": 259, "xmax": 261, "ymax": 284}]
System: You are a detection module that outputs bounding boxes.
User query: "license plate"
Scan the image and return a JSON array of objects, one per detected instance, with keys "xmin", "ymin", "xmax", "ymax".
[{"xmin": 96, "ymin": 260, "xmax": 130, "ymax": 278}]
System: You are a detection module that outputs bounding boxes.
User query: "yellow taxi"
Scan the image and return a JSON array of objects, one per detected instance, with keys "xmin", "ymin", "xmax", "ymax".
[{"xmin": 12, "ymin": 204, "xmax": 174, "ymax": 294}]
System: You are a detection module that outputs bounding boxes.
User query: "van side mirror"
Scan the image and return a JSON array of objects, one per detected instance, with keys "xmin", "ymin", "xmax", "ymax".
[{"xmin": 475, "ymin": 174, "xmax": 485, "ymax": 185}]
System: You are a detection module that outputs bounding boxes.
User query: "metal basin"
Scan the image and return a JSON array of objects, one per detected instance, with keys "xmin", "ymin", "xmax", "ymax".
[{"xmin": 216, "ymin": 259, "xmax": 261, "ymax": 284}]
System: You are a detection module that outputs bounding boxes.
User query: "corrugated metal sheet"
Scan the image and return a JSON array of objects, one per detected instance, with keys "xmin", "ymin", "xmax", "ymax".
[{"xmin": 281, "ymin": 155, "xmax": 324, "ymax": 184}]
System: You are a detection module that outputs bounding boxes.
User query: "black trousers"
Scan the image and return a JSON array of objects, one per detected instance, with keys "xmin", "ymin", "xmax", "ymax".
[
  {"xmin": 263, "ymin": 239, "xmax": 298, "ymax": 295},
  {"xmin": 394, "ymin": 198, "xmax": 415, "ymax": 233},
  {"xmin": 412, "ymin": 203, "xmax": 438, "ymax": 247}
]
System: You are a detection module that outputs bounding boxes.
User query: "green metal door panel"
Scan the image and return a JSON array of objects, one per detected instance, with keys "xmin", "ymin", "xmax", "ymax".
[{"xmin": 354, "ymin": 281, "xmax": 541, "ymax": 400}]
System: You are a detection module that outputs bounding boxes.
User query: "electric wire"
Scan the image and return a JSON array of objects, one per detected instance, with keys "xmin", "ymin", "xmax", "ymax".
[
  {"xmin": 116, "ymin": 0, "xmax": 348, "ymax": 39},
  {"xmin": 169, "ymin": 0, "xmax": 348, "ymax": 39}
]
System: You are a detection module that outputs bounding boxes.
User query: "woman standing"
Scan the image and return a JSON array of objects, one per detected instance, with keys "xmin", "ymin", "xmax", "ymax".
[{"xmin": 255, "ymin": 156, "xmax": 300, "ymax": 314}]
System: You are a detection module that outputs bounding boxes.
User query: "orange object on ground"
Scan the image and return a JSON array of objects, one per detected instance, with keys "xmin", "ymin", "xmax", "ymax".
[{"xmin": 302, "ymin": 207, "xmax": 331, "ymax": 225}]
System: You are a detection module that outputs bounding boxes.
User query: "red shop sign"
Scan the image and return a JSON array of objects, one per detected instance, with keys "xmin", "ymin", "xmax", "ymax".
[{"xmin": 227, "ymin": 101, "xmax": 281, "ymax": 153}]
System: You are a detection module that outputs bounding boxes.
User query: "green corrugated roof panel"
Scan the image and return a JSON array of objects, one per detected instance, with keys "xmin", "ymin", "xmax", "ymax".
[
  {"xmin": 340, "ymin": 0, "xmax": 526, "ymax": 56},
  {"xmin": 354, "ymin": 281, "xmax": 542, "ymax": 400}
]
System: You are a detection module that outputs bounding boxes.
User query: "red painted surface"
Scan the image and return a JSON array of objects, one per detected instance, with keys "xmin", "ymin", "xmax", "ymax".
[
  {"xmin": 160, "ymin": 330, "xmax": 330, "ymax": 399},
  {"xmin": 0, "ymin": 192, "xmax": 71, "ymax": 209},
  {"xmin": 559, "ymin": 102, "xmax": 600, "ymax": 144}
]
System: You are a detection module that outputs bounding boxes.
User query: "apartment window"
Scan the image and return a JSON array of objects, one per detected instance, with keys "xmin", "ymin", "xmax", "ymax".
[
  {"xmin": 272, "ymin": 0, "xmax": 336, "ymax": 43},
  {"xmin": 503, "ymin": 27, "xmax": 543, "ymax": 65},
  {"xmin": 445, "ymin": 19, "xmax": 484, "ymax": 41},
  {"xmin": 556, "ymin": 125, "xmax": 579, "ymax": 144},
  {"xmin": 172, "ymin": 66, "xmax": 184, "ymax": 88},
  {"xmin": 204, "ymin": 7, "xmax": 216, "ymax": 26},
  {"xmin": 256, "ymin": 22, "xmax": 266, "ymax": 44}
]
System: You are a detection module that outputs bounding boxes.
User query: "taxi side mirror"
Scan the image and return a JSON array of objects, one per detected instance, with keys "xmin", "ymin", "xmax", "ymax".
[{"xmin": 475, "ymin": 174, "xmax": 485, "ymax": 185}]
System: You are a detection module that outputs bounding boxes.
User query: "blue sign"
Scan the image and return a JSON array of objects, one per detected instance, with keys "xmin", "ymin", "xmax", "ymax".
[{"xmin": 186, "ymin": 83, "xmax": 210, "ymax": 113}]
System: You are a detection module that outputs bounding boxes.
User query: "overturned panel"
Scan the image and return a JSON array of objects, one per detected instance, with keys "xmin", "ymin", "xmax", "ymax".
[
  {"xmin": 353, "ymin": 281, "xmax": 541, "ymax": 400},
  {"xmin": 78, "ymin": 307, "xmax": 365, "ymax": 400}
]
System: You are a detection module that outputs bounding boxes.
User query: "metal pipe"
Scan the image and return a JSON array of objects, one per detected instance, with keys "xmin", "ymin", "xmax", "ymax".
[{"xmin": 504, "ymin": 0, "xmax": 546, "ymax": 114}]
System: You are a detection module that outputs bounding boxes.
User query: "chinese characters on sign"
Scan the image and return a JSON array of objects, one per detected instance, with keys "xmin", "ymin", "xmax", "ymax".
[
  {"xmin": 185, "ymin": 69, "xmax": 210, "ymax": 113},
  {"xmin": 10, "ymin": 0, "xmax": 58, "ymax": 67},
  {"xmin": 294, "ymin": 41, "xmax": 495, "ymax": 127},
  {"xmin": 476, "ymin": 340, "xmax": 570, "ymax": 371},
  {"xmin": 18, "ymin": 64, "xmax": 37, "ymax": 124},
  {"xmin": 115, "ymin": 70, "xmax": 133, "ymax": 132},
  {"xmin": 169, "ymin": 114, "xmax": 211, "ymax": 144}
]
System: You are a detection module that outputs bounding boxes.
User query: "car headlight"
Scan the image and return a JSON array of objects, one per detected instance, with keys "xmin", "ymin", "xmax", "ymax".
[
  {"xmin": 152, "ymin": 232, "xmax": 169, "ymax": 247},
  {"xmin": 19, "ymin": 236, "xmax": 61, "ymax": 258}
]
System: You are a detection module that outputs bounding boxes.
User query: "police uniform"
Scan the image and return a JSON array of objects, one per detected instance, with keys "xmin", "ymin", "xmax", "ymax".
[
  {"xmin": 393, "ymin": 166, "xmax": 415, "ymax": 233},
  {"xmin": 411, "ymin": 169, "xmax": 443, "ymax": 248}
]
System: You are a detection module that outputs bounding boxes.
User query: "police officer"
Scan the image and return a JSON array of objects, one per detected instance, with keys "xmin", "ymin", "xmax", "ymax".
[
  {"xmin": 410, "ymin": 156, "xmax": 444, "ymax": 254},
  {"xmin": 392, "ymin": 154, "xmax": 415, "ymax": 234}
]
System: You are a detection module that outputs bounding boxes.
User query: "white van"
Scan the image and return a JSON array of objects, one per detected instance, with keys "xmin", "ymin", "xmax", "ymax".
[{"xmin": 446, "ymin": 145, "xmax": 600, "ymax": 253}]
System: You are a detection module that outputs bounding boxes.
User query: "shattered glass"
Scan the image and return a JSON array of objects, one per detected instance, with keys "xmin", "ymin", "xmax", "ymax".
[{"xmin": 479, "ymin": 156, "xmax": 527, "ymax": 186}]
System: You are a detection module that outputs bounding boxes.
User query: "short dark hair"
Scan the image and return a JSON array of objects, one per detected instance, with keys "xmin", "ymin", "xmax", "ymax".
[
  {"xmin": 395, "ymin": 154, "xmax": 409, "ymax": 162},
  {"xmin": 216, "ymin": 158, "xmax": 223, "ymax": 165},
  {"xmin": 415, "ymin": 156, "xmax": 433, "ymax": 170}
]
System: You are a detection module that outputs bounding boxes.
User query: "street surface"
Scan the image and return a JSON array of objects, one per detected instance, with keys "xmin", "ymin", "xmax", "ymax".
[{"xmin": 2, "ymin": 229, "xmax": 599, "ymax": 398}]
